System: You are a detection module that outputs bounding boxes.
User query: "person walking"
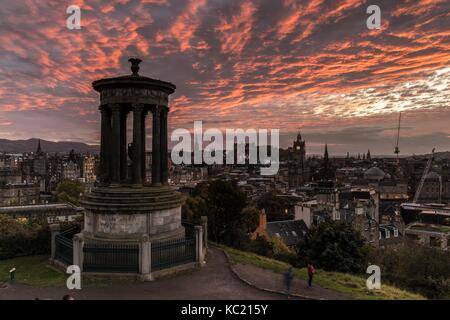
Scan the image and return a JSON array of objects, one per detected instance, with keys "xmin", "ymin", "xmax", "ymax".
[
  {"xmin": 283, "ymin": 267, "xmax": 294, "ymax": 297},
  {"xmin": 307, "ymin": 263, "xmax": 316, "ymax": 287}
]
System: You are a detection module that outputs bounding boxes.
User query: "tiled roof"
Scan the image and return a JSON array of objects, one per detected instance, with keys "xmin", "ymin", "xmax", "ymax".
[{"xmin": 266, "ymin": 220, "xmax": 308, "ymax": 246}]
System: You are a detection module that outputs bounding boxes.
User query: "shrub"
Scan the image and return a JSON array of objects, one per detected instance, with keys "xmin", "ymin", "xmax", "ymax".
[
  {"xmin": 369, "ymin": 243, "xmax": 450, "ymax": 299},
  {"xmin": 0, "ymin": 215, "xmax": 51, "ymax": 260},
  {"xmin": 297, "ymin": 220, "xmax": 369, "ymax": 273},
  {"xmin": 270, "ymin": 236, "xmax": 298, "ymax": 265}
]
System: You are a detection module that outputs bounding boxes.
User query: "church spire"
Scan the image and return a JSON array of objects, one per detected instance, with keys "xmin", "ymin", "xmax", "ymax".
[
  {"xmin": 324, "ymin": 144, "xmax": 329, "ymax": 163},
  {"xmin": 36, "ymin": 139, "xmax": 42, "ymax": 154}
]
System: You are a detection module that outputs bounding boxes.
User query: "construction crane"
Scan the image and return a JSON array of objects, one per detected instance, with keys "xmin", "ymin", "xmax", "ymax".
[
  {"xmin": 394, "ymin": 112, "xmax": 402, "ymax": 162},
  {"xmin": 413, "ymin": 148, "xmax": 435, "ymax": 203}
]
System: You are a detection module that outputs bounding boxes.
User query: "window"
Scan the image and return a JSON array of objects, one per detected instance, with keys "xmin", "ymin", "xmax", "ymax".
[
  {"xmin": 335, "ymin": 211, "xmax": 340, "ymax": 220},
  {"xmin": 292, "ymin": 231, "xmax": 297, "ymax": 237},
  {"xmin": 394, "ymin": 229, "xmax": 399, "ymax": 237},
  {"xmin": 379, "ymin": 232, "xmax": 382, "ymax": 240},
  {"xmin": 385, "ymin": 230, "xmax": 390, "ymax": 239},
  {"xmin": 275, "ymin": 233, "xmax": 280, "ymax": 238}
]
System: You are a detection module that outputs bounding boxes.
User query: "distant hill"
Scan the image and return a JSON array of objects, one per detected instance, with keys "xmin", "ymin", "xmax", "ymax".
[
  {"xmin": 409, "ymin": 151, "xmax": 450, "ymax": 160},
  {"xmin": 0, "ymin": 138, "xmax": 99, "ymax": 154}
]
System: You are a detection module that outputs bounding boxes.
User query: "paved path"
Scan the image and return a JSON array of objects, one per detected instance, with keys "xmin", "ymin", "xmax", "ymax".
[
  {"xmin": 231, "ymin": 263, "xmax": 346, "ymax": 300},
  {"xmin": 0, "ymin": 249, "xmax": 293, "ymax": 300}
]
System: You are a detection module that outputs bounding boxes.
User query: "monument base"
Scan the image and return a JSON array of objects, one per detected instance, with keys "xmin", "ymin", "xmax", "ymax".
[{"xmin": 81, "ymin": 185, "xmax": 185, "ymax": 242}]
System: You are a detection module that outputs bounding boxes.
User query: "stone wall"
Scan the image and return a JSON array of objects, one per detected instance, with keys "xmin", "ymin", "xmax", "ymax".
[{"xmin": 84, "ymin": 206, "xmax": 182, "ymax": 240}]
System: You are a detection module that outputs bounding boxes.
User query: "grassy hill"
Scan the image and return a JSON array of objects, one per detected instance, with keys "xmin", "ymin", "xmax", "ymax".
[{"xmin": 217, "ymin": 244, "xmax": 425, "ymax": 300}]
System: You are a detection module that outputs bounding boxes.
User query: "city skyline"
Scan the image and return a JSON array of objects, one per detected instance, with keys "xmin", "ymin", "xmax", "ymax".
[{"xmin": 0, "ymin": 0, "xmax": 449, "ymax": 155}]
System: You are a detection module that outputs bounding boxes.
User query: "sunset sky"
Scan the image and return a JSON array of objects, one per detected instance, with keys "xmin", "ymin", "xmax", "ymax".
[{"xmin": 0, "ymin": 0, "xmax": 449, "ymax": 155}]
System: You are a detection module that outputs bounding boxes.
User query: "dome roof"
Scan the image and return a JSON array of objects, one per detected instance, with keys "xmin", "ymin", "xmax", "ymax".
[
  {"xmin": 425, "ymin": 171, "xmax": 440, "ymax": 180},
  {"xmin": 364, "ymin": 167, "xmax": 385, "ymax": 180}
]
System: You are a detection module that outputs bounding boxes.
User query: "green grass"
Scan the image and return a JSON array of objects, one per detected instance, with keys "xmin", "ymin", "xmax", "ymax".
[
  {"xmin": 216, "ymin": 244, "xmax": 426, "ymax": 300},
  {"xmin": 0, "ymin": 255, "xmax": 139, "ymax": 287},
  {"xmin": 0, "ymin": 256, "xmax": 66, "ymax": 287}
]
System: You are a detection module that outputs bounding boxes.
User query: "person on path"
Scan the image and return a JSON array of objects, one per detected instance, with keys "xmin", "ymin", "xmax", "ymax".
[
  {"xmin": 307, "ymin": 263, "xmax": 316, "ymax": 287},
  {"xmin": 283, "ymin": 267, "xmax": 294, "ymax": 297}
]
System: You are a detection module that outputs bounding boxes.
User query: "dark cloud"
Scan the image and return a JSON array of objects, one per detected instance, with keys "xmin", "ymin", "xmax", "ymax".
[{"xmin": 0, "ymin": 0, "xmax": 448, "ymax": 155}]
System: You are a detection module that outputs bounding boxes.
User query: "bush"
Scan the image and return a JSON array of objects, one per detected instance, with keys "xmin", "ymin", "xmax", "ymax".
[
  {"xmin": 242, "ymin": 235, "xmax": 274, "ymax": 257},
  {"xmin": 369, "ymin": 244, "xmax": 450, "ymax": 299},
  {"xmin": 56, "ymin": 180, "xmax": 85, "ymax": 205},
  {"xmin": 297, "ymin": 220, "xmax": 369, "ymax": 273},
  {"xmin": 0, "ymin": 215, "xmax": 51, "ymax": 260},
  {"xmin": 182, "ymin": 180, "xmax": 258, "ymax": 248},
  {"xmin": 239, "ymin": 235, "xmax": 298, "ymax": 266},
  {"xmin": 270, "ymin": 236, "xmax": 298, "ymax": 265}
]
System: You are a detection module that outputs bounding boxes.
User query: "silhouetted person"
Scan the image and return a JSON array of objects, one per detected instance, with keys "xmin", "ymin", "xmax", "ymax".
[
  {"xmin": 307, "ymin": 263, "xmax": 316, "ymax": 287},
  {"xmin": 283, "ymin": 267, "xmax": 294, "ymax": 297}
]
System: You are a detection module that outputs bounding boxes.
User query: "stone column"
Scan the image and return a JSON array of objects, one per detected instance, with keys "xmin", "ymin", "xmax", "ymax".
[
  {"xmin": 152, "ymin": 106, "xmax": 161, "ymax": 185},
  {"xmin": 120, "ymin": 109, "xmax": 128, "ymax": 182},
  {"xmin": 132, "ymin": 104, "xmax": 144, "ymax": 185},
  {"xmin": 201, "ymin": 216, "xmax": 208, "ymax": 249},
  {"xmin": 49, "ymin": 224, "xmax": 61, "ymax": 261},
  {"xmin": 160, "ymin": 107, "xmax": 169, "ymax": 185},
  {"xmin": 139, "ymin": 235, "xmax": 152, "ymax": 281},
  {"xmin": 73, "ymin": 234, "xmax": 84, "ymax": 271},
  {"xmin": 99, "ymin": 105, "xmax": 111, "ymax": 184},
  {"xmin": 141, "ymin": 110, "xmax": 147, "ymax": 183},
  {"xmin": 441, "ymin": 236, "xmax": 448, "ymax": 251},
  {"xmin": 195, "ymin": 225, "xmax": 205, "ymax": 266},
  {"xmin": 111, "ymin": 104, "xmax": 121, "ymax": 184}
]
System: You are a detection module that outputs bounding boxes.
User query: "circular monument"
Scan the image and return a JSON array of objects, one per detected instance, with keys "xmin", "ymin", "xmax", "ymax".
[{"xmin": 80, "ymin": 58, "xmax": 185, "ymax": 243}]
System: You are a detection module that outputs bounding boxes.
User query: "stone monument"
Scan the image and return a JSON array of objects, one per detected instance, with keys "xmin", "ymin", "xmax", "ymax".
[{"xmin": 80, "ymin": 58, "xmax": 184, "ymax": 243}]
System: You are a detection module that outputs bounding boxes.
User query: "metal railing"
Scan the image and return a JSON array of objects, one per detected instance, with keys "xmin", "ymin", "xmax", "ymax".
[
  {"xmin": 151, "ymin": 237, "xmax": 196, "ymax": 271},
  {"xmin": 55, "ymin": 234, "xmax": 73, "ymax": 266},
  {"xmin": 83, "ymin": 243, "xmax": 139, "ymax": 273}
]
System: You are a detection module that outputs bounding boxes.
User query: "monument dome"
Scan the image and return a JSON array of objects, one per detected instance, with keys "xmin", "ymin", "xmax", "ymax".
[{"xmin": 364, "ymin": 167, "xmax": 385, "ymax": 180}]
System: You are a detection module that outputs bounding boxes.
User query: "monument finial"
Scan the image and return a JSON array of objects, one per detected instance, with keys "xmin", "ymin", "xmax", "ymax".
[{"xmin": 128, "ymin": 57, "xmax": 142, "ymax": 75}]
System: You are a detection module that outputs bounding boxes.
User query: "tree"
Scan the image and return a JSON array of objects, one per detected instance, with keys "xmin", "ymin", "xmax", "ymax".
[
  {"xmin": 182, "ymin": 180, "xmax": 257, "ymax": 247},
  {"xmin": 56, "ymin": 180, "xmax": 85, "ymax": 205},
  {"xmin": 297, "ymin": 221, "xmax": 369, "ymax": 273},
  {"xmin": 257, "ymin": 191, "xmax": 288, "ymax": 221},
  {"xmin": 241, "ymin": 206, "xmax": 260, "ymax": 234},
  {"xmin": 369, "ymin": 243, "xmax": 450, "ymax": 299}
]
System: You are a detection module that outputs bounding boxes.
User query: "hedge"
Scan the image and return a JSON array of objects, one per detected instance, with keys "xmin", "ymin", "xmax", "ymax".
[{"xmin": 0, "ymin": 215, "xmax": 51, "ymax": 260}]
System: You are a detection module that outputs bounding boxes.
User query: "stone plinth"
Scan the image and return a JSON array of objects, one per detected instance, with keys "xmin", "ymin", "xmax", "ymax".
[{"xmin": 81, "ymin": 185, "xmax": 185, "ymax": 242}]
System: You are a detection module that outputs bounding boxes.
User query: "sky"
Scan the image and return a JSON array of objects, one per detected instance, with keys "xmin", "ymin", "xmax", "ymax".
[{"xmin": 0, "ymin": 0, "xmax": 449, "ymax": 155}]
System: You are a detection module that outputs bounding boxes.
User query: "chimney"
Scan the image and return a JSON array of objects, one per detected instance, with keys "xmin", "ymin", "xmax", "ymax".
[{"xmin": 259, "ymin": 209, "xmax": 267, "ymax": 229}]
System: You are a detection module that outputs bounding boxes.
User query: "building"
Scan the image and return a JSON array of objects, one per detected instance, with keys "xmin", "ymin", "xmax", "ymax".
[
  {"xmin": 294, "ymin": 185, "xmax": 387, "ymax": 246},
  {"xmin": 0, "ymin": 203, "xmax": 83, "ymax": 223},
  {"xmin": 401, "ymin": 203, "xmax": 450, "ymax": 250},
  {"xmin": 82, "ymin": 155, "xmax": 97, "ymax": 183},
  {"xmin": 418, "ymin": 171, "xmax": 443, "ymax": 203},
  {"xmin": 32, "ymin": 139, "xmax": 47, "ymax": 176},
  {"xmin": 287, "ymin": 132, "xmax": 309, "ymax": 189},
  {"xmin": 0, "ymin": 167, "xmax": 40, "ymax": 206},
  {"xmin": 62, "ymin": 159, "xmax": 81, "ymax": 180},
  {"xmin": 252, "ymin": 210, "xmax": 308, "ymax": 247},
  {"xmin": 351, "ymin": 166, "xmax": 409, "ymax": 220}
]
